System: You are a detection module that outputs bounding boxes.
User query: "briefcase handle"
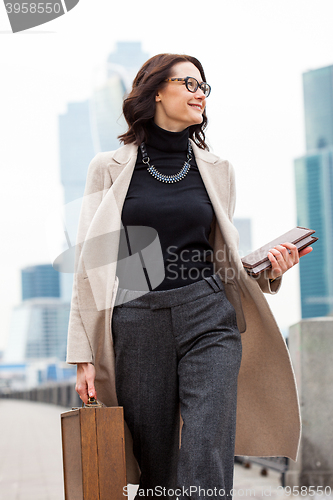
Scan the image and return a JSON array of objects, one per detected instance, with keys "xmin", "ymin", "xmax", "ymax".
[
  {"xmin": 82, "ymin": 396, "xmax": 106, "ymax": 408},
  {"xmin": 72, "ymin": 396, "xmax": 106, "ymax": 410}
]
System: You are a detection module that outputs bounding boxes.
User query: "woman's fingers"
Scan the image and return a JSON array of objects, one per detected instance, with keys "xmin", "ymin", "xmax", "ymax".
[
  {"xmin": 86, "ymin": 371, "xmax": 97, "ymax": 399},
  {"xmin": 75, "ymin": 379, "xmax": 88, "ymax": 404},
  {"xmin": 76, "ymin": 363, "xmax": 97, "ymax": 404},
  {"xmin": 267, "ymin": 242, "xmax": 299, "ymax": 279},
  {"xmin": 267, "ymin": 250, "xmax": 283, "ymax": 279},
  {"xmin": 280, "ymin": 242, "xmax": 299, "ymax": 264},
  {"xmin": 299, "ymin": 246, "xmax": 313, "ymax": 257}
]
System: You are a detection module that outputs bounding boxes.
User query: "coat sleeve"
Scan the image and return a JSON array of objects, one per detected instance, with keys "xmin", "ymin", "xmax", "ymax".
[
  {"xmin": 66, "ymin": 271, "xmax": 93, "ymax": 364},
  {"xmin": 227, "ymin": 160, "xmax": 282, "ymax": 295},
  {"xmin": 66, "ymin": 153, "xmax": 112, "ymax": 365}
]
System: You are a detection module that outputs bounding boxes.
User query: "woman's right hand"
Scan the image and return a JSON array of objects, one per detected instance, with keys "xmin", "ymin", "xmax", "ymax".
[{"xmin": 76, "ymin": 362, "xmax": 97, "ymax": 404}]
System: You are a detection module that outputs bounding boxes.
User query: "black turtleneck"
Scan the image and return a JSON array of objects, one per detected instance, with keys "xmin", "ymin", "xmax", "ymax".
[{"xmin": 120, "ymin": 119, "xmax": 215, "ymax": 291}]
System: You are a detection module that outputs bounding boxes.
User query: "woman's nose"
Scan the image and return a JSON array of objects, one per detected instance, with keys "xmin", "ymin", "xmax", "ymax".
[
  {"xmin": 197, "ymin": 93, "xmax": 206, "ymax": 104},
  {"xmin": 194, "ymin": 88, "xmax": 206, "ymax": 99}
]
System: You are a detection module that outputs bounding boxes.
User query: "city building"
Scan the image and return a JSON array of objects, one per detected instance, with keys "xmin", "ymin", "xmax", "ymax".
[
  {"xmin": 3, "ymin": 264, "xmax": 70, "ymax": 365},
  {"xmin": 4, "ymin": 298, "xmax": 70, "ymax": 364},
  {"xmin": 294, "ymin": 64, "xmax": 333, "ymax": 318},
  {"xmin": 58, "ymin": 100, "xmax": 95, "ymax": 206},
  {"xmin": 107, "ymin": 41, "xmax": 149, "ymax": 84},
  {"xmin": 22, "ymin": 264, "xmax": 60, "ymax": 300},
  {"xmin": 302, "ymin": 65, "xmax": 333, "ymax": 151}
]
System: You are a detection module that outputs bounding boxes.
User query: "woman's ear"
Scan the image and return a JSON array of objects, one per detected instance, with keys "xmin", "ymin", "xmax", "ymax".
[{"xmin": 155, "ymin": 92, "xmax": 161, "ymax": 103}]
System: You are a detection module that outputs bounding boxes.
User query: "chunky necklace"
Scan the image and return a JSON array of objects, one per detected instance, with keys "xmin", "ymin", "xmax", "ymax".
[{"xmin": 140, "ymin": 140, "xmax": 193, "ymax": 183}]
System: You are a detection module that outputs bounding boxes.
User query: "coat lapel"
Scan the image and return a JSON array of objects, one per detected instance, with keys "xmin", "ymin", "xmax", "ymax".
[{"xmin": 81, "ymin": 144, "xmax": 138, "ymax": 312}]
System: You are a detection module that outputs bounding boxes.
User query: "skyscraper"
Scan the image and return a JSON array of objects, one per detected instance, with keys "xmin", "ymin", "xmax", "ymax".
[
  {"xmin": 107, "ymin": 41, "xmax": 149, "ymax": 82},
  {"xmin": 59, "ymin": 100, "xmax": 95, "ymax": 206},
  {"xmin": 22, "ymin": 264, "xmax": 60, "ymax": 301},
  {"xmin": 4, "ymin": 299, "xmax": 70, "ymax": 362},
  {"xmin": 294, "ymin": 64, "xmax": 333, "ymax": 318},
  {"xmin": 4, "ymin": 266, "xmax": 70, "ymax": 363},
  {"xmin": 303, "ymin": 65, "xmax": 333, "ymax": 151},
  {"xmin": 90, "ymin": 41, "xmax": 149, "ymax": 152}
]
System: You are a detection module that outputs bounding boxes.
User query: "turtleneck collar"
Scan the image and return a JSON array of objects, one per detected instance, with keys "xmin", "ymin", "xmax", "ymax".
[{"xmin": 145, "ymin": 119, "xmax": 189, "ymax": 153}]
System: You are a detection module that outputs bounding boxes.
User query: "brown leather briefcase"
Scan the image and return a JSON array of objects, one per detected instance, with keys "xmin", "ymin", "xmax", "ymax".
[{"xmin": 61, "ymin": 397, "xmax": 127, "ymax": 500}]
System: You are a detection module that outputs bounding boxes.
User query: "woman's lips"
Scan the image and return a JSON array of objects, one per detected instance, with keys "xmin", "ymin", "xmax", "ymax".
[{"xmin": 188, "ymin": 104, "xmax": 202, "ymax": 110}]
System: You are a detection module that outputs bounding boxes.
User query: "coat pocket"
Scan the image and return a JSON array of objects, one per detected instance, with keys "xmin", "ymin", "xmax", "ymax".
[{"xmin": 219, "ymin": 274, "xmax": 246, "ymax": 334}]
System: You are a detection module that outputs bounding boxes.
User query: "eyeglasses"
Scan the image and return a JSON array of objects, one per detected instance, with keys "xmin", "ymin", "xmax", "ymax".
[{"xmin": 164, "ymin": 76, "xmax": 211, "ymax": 97}]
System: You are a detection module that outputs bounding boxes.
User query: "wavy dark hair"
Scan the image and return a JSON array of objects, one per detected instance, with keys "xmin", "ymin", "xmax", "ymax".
[{"xmin": 118, "ymin": 53, "xmax": 209, "ymax": 150}]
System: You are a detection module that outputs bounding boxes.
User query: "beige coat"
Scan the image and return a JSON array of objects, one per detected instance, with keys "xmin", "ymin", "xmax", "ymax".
[{"xmin": 66, "ymin": 140, "xmax": 301, "ymax": 484}]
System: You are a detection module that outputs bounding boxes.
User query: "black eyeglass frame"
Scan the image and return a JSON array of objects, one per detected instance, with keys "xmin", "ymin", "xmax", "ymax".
[{"xmin": 164, "ymin": 76, "xmax": 211, "ymax": 97}]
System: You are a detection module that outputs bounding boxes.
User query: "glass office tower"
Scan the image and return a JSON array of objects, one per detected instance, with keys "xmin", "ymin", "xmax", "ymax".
[
  {"xmin": 22, "ymin": 264, "xmax": 60, "ymax": 300},
  {"xmin": 294, "ymin": 65, "xmax": 333, "ymax": 318},
  {"xmin": 303, "ymin": 65, "xmax": 333, "ymax": 151},
  {"xmin": 4, "ymin": 299, "xmax": 70, "ymax": 362},
  {"xmin": 4, "ymin": 266, "xmax": 70, "ymax": 362}
]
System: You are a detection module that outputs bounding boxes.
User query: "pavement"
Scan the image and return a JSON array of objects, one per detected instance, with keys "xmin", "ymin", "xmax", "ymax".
[
  {"xmin": 0, "ymin": 399, "xmax": 66, "ymax": 500},
  {"xmin": 0, "ymin": 399, "xmax": 331, "ymax": 500}
]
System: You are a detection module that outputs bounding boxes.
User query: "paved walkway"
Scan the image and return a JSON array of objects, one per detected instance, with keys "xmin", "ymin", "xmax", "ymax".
[
  {"xmin": 0, "ymin": 399, "xmax": 68, "ymax": 500},
  {"xmin": 0, "ymin": 400, "xmax": 331, "ymax": 500}
]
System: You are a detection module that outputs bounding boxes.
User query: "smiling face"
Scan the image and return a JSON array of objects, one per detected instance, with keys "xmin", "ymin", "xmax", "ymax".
[{"xmin": 154, "ymin": 61, "xmax": 207, "ymax": 132}]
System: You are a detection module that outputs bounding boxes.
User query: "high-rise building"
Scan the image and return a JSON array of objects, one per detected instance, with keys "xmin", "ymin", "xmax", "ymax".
[
  {"xmin": 303, "ymin": 65, "xmax": 333, "ymax": 151},
  {"xmin": 59, "ymin": 100, "xmax": 95, "ymax": 206},
  {"xmin": 107, "ymin": 41, "xmax": 149, "ymax": 82},
  {"xmin": 4, "ymin": 299, "xmax": 70, "ymax": 363},
  {"xmin": 294, "ymin": 64, "xmax": 333, "ymax": 318},
  {"xmin": 22, "ymin": 264, "xmax": 60, "ymax": 301},
  {"xmin": 90, "ymin": 41, "xmax": 149, "ymax": 154},
  {"xmin": 4, "ymin": 264, "xmax": 70, "ymax": 363}
]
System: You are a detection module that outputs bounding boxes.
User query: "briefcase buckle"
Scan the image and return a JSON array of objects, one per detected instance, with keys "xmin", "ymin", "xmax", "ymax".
[{"xmin": 72, "ymin": 396, "xmax": 106, "ymax": 410}]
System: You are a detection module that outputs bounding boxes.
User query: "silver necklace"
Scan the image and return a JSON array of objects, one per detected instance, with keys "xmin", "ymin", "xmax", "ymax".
[{"xmin": 140, "ymin": 140, "xmax": 193, "ymax": 183}]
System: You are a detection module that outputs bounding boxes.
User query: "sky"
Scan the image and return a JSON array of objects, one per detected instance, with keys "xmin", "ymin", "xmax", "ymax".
[{"xmin": 1, "ymin": 0, "xmax": 333, "ymax": 350}]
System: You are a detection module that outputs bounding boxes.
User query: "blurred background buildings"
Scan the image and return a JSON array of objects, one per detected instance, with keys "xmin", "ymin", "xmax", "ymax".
[{"xmin": 294, "ymin": 64, "xmax": 333, "ymax": 318}]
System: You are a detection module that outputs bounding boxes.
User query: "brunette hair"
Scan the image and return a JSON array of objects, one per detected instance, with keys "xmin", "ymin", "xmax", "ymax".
[{"xmin": 118, "ymin": 53, "xmax": 209, "ymax": 150}]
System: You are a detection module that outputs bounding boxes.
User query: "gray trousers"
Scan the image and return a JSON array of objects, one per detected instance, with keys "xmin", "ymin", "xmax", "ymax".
[{"xmin": 111, "ymin": 273, "xmax": 242, "ymax": 500}]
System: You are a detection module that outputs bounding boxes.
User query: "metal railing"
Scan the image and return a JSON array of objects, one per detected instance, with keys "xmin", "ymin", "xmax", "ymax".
[
  {"xmin": 0, "ymin": 382, "xmax": 80, "ymax": 408},
  {"xmin": 235, "ymin": 456, "xmax": 288, "ymax": 486}
]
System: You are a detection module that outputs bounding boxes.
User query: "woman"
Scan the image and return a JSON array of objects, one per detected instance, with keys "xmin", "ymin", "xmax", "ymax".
[{"xmin": 67, "ymin": 54, "xmax": 311, "ymax": 500}]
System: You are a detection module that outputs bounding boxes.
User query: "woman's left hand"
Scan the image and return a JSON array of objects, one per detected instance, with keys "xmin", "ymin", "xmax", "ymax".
[{"xmin": 267, "ymin": 242, "xmax": 313, "ymax": 280}]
